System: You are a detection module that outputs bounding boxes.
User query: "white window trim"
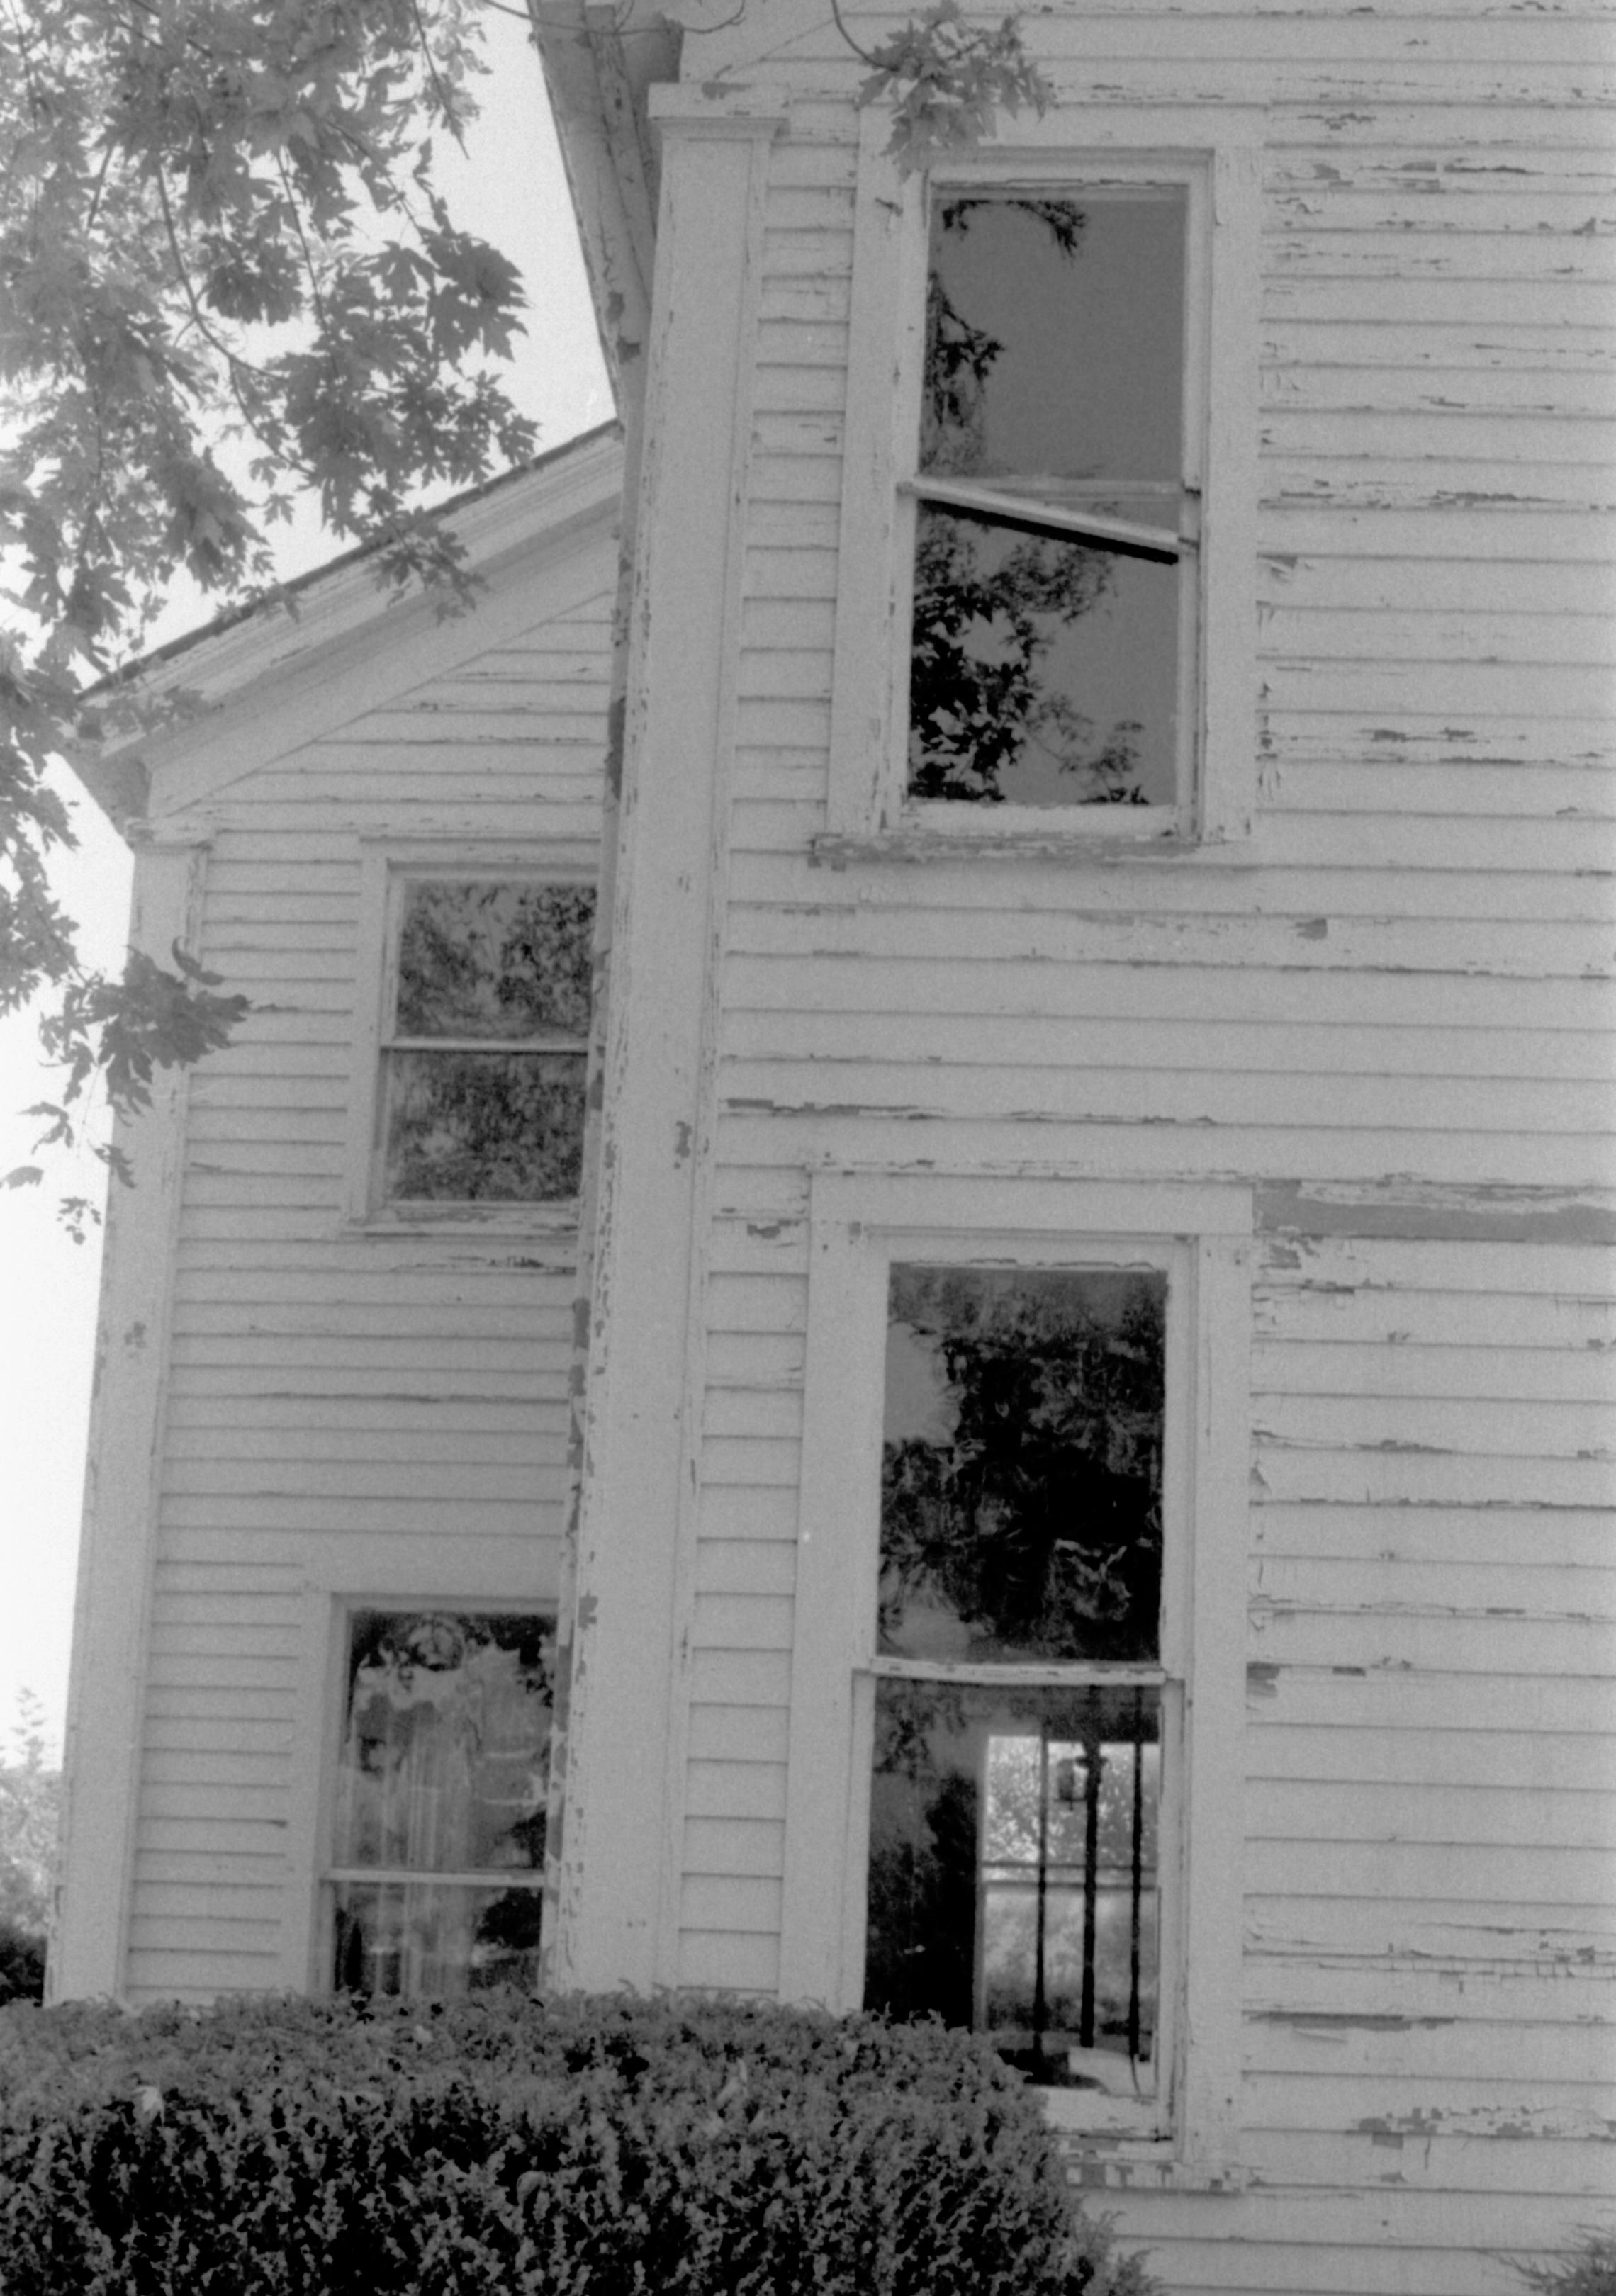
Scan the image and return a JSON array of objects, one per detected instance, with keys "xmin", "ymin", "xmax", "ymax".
[
  {"xmin": 296, "ymin": 1585, "xmax": 560, "ymax": 1996},
  {"xmin": 820, "ymin": 110, "xmax": 1260, "ymax": 863},
  {"xmin": 344, "ymin": 842, "xmax": 597, "ymax": 1234},
  {"xmin": 780, "ymin": 1173, "xmax": 1250, "ymax": 2185}
]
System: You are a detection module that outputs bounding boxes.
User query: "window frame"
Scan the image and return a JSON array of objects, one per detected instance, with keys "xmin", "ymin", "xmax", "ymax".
[
  {"xmin": 781, "ymin": 1174, "xmax": 1250, "ymax": 2183},
  {"xmin": 344, "ymin": 844, "xmax": 597, "ymax": 1232},
  {"xmin": 314, "ymin": 1597, "xmax": 559, "ymax": 2002},
  {"xmin": 821, "ymin": 114, "xmax": 1259, "ymax": 861}
]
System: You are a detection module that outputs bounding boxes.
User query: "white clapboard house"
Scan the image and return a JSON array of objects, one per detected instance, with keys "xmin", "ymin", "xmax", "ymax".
[{"xmin": 54, "ymin": 2, "xmax": 1612, "ymax": 2287}]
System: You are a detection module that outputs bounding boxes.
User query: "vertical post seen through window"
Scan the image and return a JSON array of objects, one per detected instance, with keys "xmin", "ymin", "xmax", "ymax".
[
  {"xmin": 330, "ymin": 1610, "xmax": 555, "ymax": 1998},
  {"xmin": 867, "ymin": 1266, "xmax": 1167, "ymax": 2095},
  {"xmin": 909, "ymin": 190, "xmax": 1189, "ymax": 809},
  {"xmin": 383, "ymin": 880, "xmax": 593, "ymax": 1204}
]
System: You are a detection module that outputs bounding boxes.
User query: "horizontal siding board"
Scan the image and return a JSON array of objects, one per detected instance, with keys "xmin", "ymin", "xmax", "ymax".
[
  {"xmin": 729, "ymin": 888, "xmax": 1616, "ymax": 977},
  {"xmin": 677, "ymin": 1933, "xmax": 779, "ymax": 1992},
  {"xmin": 722, "ymin": 1011, "xmax": 1612, "ymax": 1084},
  {"xmin": 1247, "ymin": 1780, "xmax": 1616, "ymax": 1852},
  {"xmin": 1255, "ymin": 1390, "xmax": 1614, "ymax": 1454},
  {"xmin": 1250, "ymin": 1504, "xmax": 1616, "ymax": 1570},
  {"xmin": 1245, "ymin": 1604, "xmax": 1615, "ymax": 1672},
  {"xmin": 714, "ymin": 1111, "xmax": 1611, "ymax": 1191},
  {"xmin": 1250, "ymin": 1447, "xmax": 1614, "ymax": 1507},
  {"xmin": 683, "ymin": 1818, "xmax": 785, "ymax": 1879},
  {"xmin": 1241, "ymin": 1670, "xmax": 1616, "ymax": 1735},
  {"xmin": 1252, "ymin": 1556, "xmax": 1605, "ymax": 1621},
  {"xmin": 686, "ymin": 1762, "xmax": 787, "ymax": 1820},
  {"xmin": 719, "ymin": 1059, "xmax": 1612, "ymax": 1133},
  {"xmin": 1252, "ymin": 1339, "xmax": 1616, "ymax": 1401},
  {"xmin": 685, "ymin": 1706, "xmax": 792, "ymax": 1765},
  {"xmin": 678, "ymin": 1877, "xmax": 782, "ymax": 1934},
  {"xmin": 1246, "ymin": 1721, "xmax": 1616, "ymax": 1791}
]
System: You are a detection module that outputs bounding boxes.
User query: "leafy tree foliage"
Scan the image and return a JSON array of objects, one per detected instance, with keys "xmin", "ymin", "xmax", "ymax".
[
  {"xmin": 0, "ymin": 1689, "xmax": 59, "ymax": 1956},
  {"xmin": 1, "ymin": 0, "xmax": 1053, "ymax": 1221},
  {"xmin": 881, "ymin": 1266, "xmax": 1165, "ymax": 1663},
  {"xmin": 1, "ymin": 0, "xmax": 534, "ymax": 1215}
]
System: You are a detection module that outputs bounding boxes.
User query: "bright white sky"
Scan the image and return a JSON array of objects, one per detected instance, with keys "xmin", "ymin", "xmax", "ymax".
[{"xmin": 0, "ymin": 8, "xmax": 611, "ymax": 1760}]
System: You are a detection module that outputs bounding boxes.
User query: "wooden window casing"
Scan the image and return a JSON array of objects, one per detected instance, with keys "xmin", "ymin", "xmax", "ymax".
[
  {"xmin": 344, "ymin": 848, "xmax": 597, "ymax": 1232},
  {"xmin": 782, "ymin": 1176, "xmax": 1250, "ymax": 2181},
  {"xmin": 822, "ymin": 122, "xmax": 1259, "ymax": 860}
]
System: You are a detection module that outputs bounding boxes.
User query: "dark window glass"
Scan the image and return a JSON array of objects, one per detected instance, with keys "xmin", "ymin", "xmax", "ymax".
[
  {"xmin": 882, "ymin": 1265, "xmax": 1165, "ymax": 1664},
  {"xmin": 395, "ymin": 882, "xmax": 593, "ymax": 1038},
  {"xmin": 910, "ymin": 193, "xmax": 1187, "ymax": 808},
  {"xmin": 383, "ymin": 879, "xmax": 593, "ymax": 1205},
  {"xmin": 384, "ymin": 1050, "xmax": 586, "ymax": 1203}
]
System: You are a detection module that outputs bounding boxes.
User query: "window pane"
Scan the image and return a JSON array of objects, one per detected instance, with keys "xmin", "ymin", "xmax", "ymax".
[
  {"xmin": 909, "ymin": 507, "xmax": 1179, "ymax": 806},
  {"xmin": 913, "ymin": 191, "xmax": 1186, "ymax": 809},
  {"xmin": 922, "ymin": 193, "xmax": 1184, "ymax": 488},
  {"xmin": 882, "ymin": 1266, "xmax": 1165, "ymax": 1663},
  {"xmin": 396, "ymin": 882, "xmax": 594, "ymax": 1039},
  {"xmin": 383, "ymin": 1049, "xmax": 586, "ymax": 1201},
  {"xmin": 866, "ymin": 1679, "xmax": 1160, "ymax": 2091},
  {"xmin": 334, "ymin": 1611, "xmax": 554, "ymax": 1875},
  {"xmin": 332, "ymin": 1879, "xmax": 544, "ymax": 1999}
]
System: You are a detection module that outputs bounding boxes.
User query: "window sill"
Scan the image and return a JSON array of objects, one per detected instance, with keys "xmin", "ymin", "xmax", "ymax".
[
  {"xmin": 344, "ymin": 1203, "xmax": 580, "ymax": 1244},
  {"xmin": 810, "ymin": 823, "xmax": 1250, "ymax": 870},
  {"xmin": 1055, "ymin": 2141, "xmax": 1250, "ymax": 2195}
]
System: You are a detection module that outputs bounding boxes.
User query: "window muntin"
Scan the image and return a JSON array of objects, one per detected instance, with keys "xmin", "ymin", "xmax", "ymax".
[
  {"xmin": 380, "ymin": 880, "xmax": 593, "ymax": 1205},
  {"xmin": 328, "ymin": 1609, "xmax": 554, "ymax": 1998},
  {"xmin": 865, "ymin": 1264, "xmax": 1169, "ymax": 2106},
  {"xmin": 907, "ymin": 190, "xmax": 1192, "ymax": 815}
]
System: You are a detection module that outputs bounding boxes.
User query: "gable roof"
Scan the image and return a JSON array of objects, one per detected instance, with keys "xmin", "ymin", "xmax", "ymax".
[{"xmin": 77, "ymin": 424, "xmax": 623, "ymax": 838}]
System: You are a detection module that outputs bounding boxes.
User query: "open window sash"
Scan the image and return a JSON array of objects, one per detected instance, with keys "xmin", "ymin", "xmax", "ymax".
[{"xmin": 902, "ymin": 476, "xmax": 1196, "ymax": 568}]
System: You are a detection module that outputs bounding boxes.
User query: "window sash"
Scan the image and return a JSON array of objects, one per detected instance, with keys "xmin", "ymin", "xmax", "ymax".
[
  {"xmin": 868, "ymin": 1657, "xmax": 1167, "ymax": 1690},
  {"xmin": 821, "ymin": 130, "xmax": 1267, "ymax": 852},
  {"xmin": 375, "ymin": 873, "xmax": 592, "ymax": 1209},
  {"xmin": 902, "ymin": 478, "xmax": 1190, "ymax": 565}
]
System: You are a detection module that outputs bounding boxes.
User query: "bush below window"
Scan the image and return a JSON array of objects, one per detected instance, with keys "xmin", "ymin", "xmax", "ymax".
[{"xmin": 0, "ymin": 1991, "xmax": 1158, "ymax": 2295}]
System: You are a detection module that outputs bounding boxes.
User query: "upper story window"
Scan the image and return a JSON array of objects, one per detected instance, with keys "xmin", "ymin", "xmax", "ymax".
[
  {"xmin": 380, "ymin": 879, "xmax": 594, "ymax": 1208},
  {"xmin": 823, "ymin": 131, "xmax": 1258, "ymax": 855},
  {"xmin": 909, "ymin": 190, "xmax": 1191, "ymax": 815}
]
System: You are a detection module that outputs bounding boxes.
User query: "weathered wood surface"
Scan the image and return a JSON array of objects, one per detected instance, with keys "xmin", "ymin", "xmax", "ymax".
[
  {"xmin": 108, "ymin": 517, "xmax": 616, "ymax": 2003},
  {"xmin": 612, "ymin": 18, "xmax": 1616, "ymax": 2290}
]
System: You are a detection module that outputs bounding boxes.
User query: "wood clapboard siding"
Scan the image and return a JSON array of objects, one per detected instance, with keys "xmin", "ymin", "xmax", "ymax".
[
  {"xmin": 651, "ymin": 23, "xmax": 1616, "ymax": 2290},
  {"xmin": 120, "ymin": 543, "xmax": 614, "ymax": 2002}
]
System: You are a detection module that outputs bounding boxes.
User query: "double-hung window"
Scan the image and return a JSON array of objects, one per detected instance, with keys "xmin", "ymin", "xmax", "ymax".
[
  {"xmin": 907, "ymin": 187, "xmax": 1193, "ymax": 815},
  {"xmin": 326, "ymin": 1608, "xmax": 555, "ymax": 1998},
  {"xmin": 784, "ymin": 1178, "xmax": 1249, "ymax": 2178},
  {"xmin": 869, "ymin": 1263, "xmax": 1170, "ymax": 2111},
  {"xmin": 374, "ymin": 876, "xmax": 594, "ymax": 1212},
  {"xmin": 824, "ymin": 132, "xmax": 1257, "ymax": 850}
]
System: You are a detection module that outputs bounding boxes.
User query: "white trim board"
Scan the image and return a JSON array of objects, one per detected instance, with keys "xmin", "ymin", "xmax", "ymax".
[{"xmin": 79, "ymin": 432, "xmax": 624, "ymax": 833}]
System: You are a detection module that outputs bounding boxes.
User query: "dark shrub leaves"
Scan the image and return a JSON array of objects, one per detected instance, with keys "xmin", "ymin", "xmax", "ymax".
[{"xmin": 0, "ymin": 1991, "xmax": 1157, "ymax": 2295}]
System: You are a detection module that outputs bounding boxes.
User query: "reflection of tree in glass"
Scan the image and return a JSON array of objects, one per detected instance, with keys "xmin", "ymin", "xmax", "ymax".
[
  {"xmin": 386, "ymin": 1050, "xmax": 586, "ymax": 1201},
  {"xmin": 396, "ymin": 883, "xmax": 593, "ymax": 1039},
  {"xmin": 882, "ymin": 1269, "xmax": 1165, "ymax": 1661},
  {"xmin": 866, "ymin": 1679, "xmax": 978, "ymax": 2029},
  {"xmin": 910, "ymin": 200, "xmax": 1145, "ymax": 805}
]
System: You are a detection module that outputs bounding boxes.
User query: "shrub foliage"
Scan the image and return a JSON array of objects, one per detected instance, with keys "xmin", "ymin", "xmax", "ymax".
[{"xmin": 0, "ymin": 1990, "xmax": 1156, "ymax": 2296}]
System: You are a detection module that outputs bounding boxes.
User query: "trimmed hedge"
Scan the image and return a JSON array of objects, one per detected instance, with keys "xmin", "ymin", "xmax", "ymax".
[{"xmin": 0, "ymin": 1991, "xmax": 1158, "ymax": 2296}]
